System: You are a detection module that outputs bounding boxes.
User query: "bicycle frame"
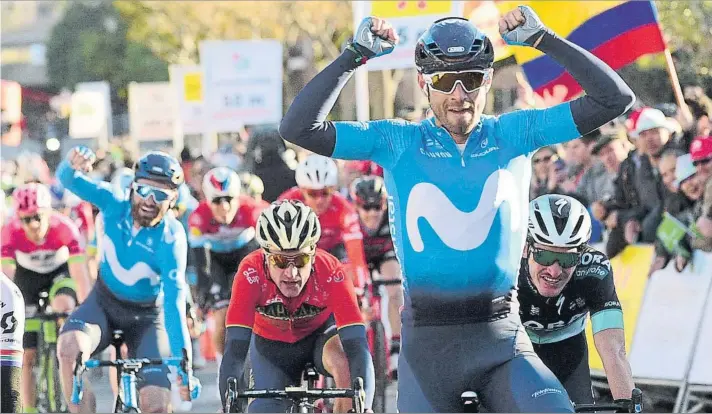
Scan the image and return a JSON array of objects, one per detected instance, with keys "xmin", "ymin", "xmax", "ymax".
[{"xmin": 29, "ymin": 291, "xmax": 69, "ymax": 413}]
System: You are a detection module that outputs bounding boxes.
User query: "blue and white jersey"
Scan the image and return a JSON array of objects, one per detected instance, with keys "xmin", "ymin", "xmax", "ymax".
[
  {"xmin": 56, "ymin": 161, "xmax": 190, "ymax": 358},
  {"xmin": 332, "ymin": 104, "xmax": 581, "ymax": 320}
]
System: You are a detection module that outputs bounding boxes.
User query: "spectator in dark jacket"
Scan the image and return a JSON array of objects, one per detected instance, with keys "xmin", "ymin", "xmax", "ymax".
[{"xmin": 243, "ymin": 128, "xmax": 297, "ymax": 202}]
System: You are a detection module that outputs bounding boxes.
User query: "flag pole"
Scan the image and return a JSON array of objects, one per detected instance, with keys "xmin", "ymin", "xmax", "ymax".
[{"xmin": 663, "ymin": 48, "xmax": 691, "ymax": 119}]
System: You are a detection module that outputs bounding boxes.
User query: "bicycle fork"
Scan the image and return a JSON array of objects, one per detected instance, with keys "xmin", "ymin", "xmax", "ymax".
[{"xmin": 119, "ymin": 372, "xmax": 139, "ymax": 411}]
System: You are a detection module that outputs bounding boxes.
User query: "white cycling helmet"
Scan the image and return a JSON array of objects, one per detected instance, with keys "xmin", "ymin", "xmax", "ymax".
[
  {"xmin": 295, "ymin": 154, "xmax": 338, "ymax": 190},
  {"xmin": 528, "ymin": 194, "xmax": 592, "ymax": 248},
  {"xmin": 256, "ymin": 200, "xmax": 321, "ymax": 252},
  {"xmin": 202, "ymin": 167, "xmax": 241, "ymax": 201}
]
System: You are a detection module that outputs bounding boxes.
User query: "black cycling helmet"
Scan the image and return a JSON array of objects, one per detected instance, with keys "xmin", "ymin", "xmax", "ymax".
[
  {"xmin": 350, "ymin": 175, "xmax": 386, "ymax": 207},
  {"xmin": 415, "ymin": 17, "xmax": 494, "ymax": 74},
  {"xmin": 134, "ymin": 151, "xmax": 184, "ymax": 190}
]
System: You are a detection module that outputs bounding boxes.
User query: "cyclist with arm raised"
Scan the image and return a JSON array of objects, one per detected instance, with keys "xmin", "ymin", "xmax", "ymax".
[
  {"xmin": 55, "ymin": 147, "xmax": 198, "ymax": 413},
  {"xmin": 279, "ymin": 5, "xmax": 634, "ymax": 412}
]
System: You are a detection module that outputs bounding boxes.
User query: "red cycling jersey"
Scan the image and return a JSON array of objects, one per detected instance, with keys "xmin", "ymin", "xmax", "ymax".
[
  {"xmin": 188, "ymin": 196, "xmax": 268, "ymax": 250},
  {"xmin": 278, "ymin": 187, "xmax": 368, "ymax": 288},
  {"xmin": 225, "ymin": 249, "xmax": 364, "ymax": 343},
  {"xmin": 1, "ymin": 211, "xmax": 85, "ymax": 274}
]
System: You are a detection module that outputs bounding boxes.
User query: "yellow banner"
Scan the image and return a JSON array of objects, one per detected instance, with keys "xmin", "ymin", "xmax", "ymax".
[
  {"xmin": 494, "ymin": 1, "xmax": 625, "ymax": 64},
  {"xmin": 183, "ymin": 73, "xmax": 202, "ymax": 102},
  {"xmin": 585, "ymin": 245, "xmax": 653, "ymax": 371},
  {"xmin": 370, "ymin": 1, "xmax": 454, "ymax": 19}
]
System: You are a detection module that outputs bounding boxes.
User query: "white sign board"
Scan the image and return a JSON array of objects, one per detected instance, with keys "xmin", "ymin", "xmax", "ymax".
[
  {"xmin": 688, "ymin": 259, "xmax": 712, "ymax": 385},
  {"xmin": 352, "ymin": 1, "xmax": 464, "ymax": 71},
  {"xmin": 70, "ymin": 81, "xmax": 112, "ymax": 148},
  {"xmin": 169, "ymin": 64, "xmax": 205, "ymax": 136},
  {"xmin": 69, "ymin": 91, "xmax": 106, "ymax": 139},
  {"xmin": 628, "ymin": 251, "xmax": 712, "ymax": 382},
  {"xmin": 128, "ymin": 82, "xmax": 175, "ymax": 142},
  {"xmin": 200, "ymin": 40, "xmax": 283, "ymax": 131}
]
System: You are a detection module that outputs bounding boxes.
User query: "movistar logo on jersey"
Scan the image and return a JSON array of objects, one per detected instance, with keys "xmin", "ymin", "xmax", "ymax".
[
  {"xmin": 102, "ymin": 236, "xmax": 160, "ymax": 286},
  {"xmin": 405, "ymin": 170, "xmax": 521, "ymax": 252}
]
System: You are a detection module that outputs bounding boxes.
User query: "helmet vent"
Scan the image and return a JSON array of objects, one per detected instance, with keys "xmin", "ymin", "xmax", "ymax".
[
  {"xmin": 534, "ymin": 211, "xmax": 549, "ymax": 237},
  {"xmin": 471, "ymin": 39, "xmax": 483, "ymax": 54},
  {"xmin": 427, "ymin": 42, "xmax": 443, "ymax": 57},
  {"xmin": 571, "ymin": 215, "xmax": 584, "ymax": 238}
]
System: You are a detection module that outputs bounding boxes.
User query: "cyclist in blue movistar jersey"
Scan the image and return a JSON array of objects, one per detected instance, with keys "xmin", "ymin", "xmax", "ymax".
[
  {"xmin": 279, "ymin": 5, "xmax": 635, "ymax": 412},
  {"xmin": 55, "ymin": 147, "xmax": 199, "ymax": 413}
]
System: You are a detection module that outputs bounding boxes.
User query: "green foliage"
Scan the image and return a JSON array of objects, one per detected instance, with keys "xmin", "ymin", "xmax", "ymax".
[
  {"xmin": 46, "ymin": 1, "xmax": 169, "ymax": 106},
  {"xmin": 657, "ymin": 1, "xmax": 712, "ymax": 91}
]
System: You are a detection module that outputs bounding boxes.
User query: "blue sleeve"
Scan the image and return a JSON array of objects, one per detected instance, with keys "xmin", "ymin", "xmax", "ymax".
[
  {"xmin": 160, "ymin": 220, "xmax": 192, "ymax": 359},
  {"xmin": 495, "ymin": 103, "xmax": 581, "ymax": 155},
  {"xmin": 56, "ymin": 160, "xmax": 118, "ymax": 212},
  {"xmin": 338, "ymin": 324, "xmax": 375, "ymax": 409},
  {"xmin": 332, "ymin": 119, "xmax": 414, "ymax": 170}
]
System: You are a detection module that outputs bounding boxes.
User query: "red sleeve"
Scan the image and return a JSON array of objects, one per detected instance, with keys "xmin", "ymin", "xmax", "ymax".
[
  {"xmin": 188, "ymin": 204, "xmax": 206, "ymax": 233},
  {"xmin": 340, "ymin": 199, "xmax": 369, "ymax": 289},
  {"xmin": 322, "ymin": 252, "xmax": 365, "ymax": 329},
  {"xmin": 225, "ymin": 253, "xmax": 262, "ymax": 329},
  {"xmin": 59, "ymin": 216, "xmax": 85, "ymax": 256},
  {"xmin": 1, "ymin": 224, "xmax": 16, "ymax": 260},
  {"xmin": 277, "ymin": 187, "xmax": 301, "ymax": 201}
]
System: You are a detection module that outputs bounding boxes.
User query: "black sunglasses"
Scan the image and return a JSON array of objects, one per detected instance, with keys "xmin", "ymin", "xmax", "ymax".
[
  {"xmin": 530, "ymin": 246, "xmax": 580, "ymax": 268},
  {"xmin": 693, "ymin": 156, "xmax": 712, "ymax": 167},
  {"xmin": 211, "ymin": 196, "xmax": 235, "ymax": 204},
  {"xmin": 20, "ymin": 214, "xmax": 42, "ymax": 224},
  {"xmin": 358, "ymin": 203, "xmax": 384, "ymax": 212},
  {"xmin": 532, "ymin": 155, "xmax": 553, "ymax": 164}
]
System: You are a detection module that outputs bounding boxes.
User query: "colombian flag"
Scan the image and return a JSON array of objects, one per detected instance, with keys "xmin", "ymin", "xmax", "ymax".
[{"xmin": 492, "ymin": 1, "xmax": 666, "ymax": 102}]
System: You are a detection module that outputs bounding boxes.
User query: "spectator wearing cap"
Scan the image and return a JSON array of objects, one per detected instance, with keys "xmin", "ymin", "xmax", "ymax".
[
  {"xmin": 590, "ymin": 133, "xmax": 628, "ymax": 201},
  {"xmin": 648, "ymin": 149, "xmax": 695, "ymax": 275},
  {"xmin": 670, "ymin": 154, "xmax": 710, "ymax": 270},
  {"xmin": 690, "ymin": 136, "xmax": 712, "ymax": 244},
  {"xmin": 629, "ymin": 107, "xmax": 679, "ymax": 158}
]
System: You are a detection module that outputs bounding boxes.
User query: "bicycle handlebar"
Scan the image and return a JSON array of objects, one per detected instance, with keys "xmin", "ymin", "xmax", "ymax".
[
  {"xmin": 574, "ymin": 388, "xmax": 643, "ymax": 413},
  {"xmin": 71, "ymin": 348, "xmax": 201, "ymax": 405},
  {"xmin": 225, "ymin": 376, "xmax": 365, "ymax": 413},
  {"xmin": 28, "ymin": 312, "xmax": 70, "ymax": 321}
]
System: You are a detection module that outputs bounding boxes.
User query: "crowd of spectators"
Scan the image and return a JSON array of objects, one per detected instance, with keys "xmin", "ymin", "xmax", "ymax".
[{"xmin": 530, "ymin": 85, "xmax": 712, "ymax": 274}]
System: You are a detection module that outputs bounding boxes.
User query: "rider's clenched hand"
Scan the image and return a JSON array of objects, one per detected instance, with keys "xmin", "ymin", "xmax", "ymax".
[
  {"xmin": 368, "ymin": 17, "xmax": 398, "ymax": 44},
  {"xmin": 499, "ymin": 5, "xmax": 550, "ymax": 48},
  {"xmin": 349, "ymin": 17, "xmax": 398, "ymax": 62},
  {"xmin": 67, "ymin": 146, "xmax": 95, "ymax": 173}
]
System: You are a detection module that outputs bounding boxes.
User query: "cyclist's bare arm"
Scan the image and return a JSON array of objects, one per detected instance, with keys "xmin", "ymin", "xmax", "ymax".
[
  {"xmin": 593, "ymin": 328, "xmax": 635, "ymax": 400},
  {"xmin": 1, "ymin": 262, "xmax": 15, "ymax": 280},
  {"xmin": 64, "ymin": 224, "xmax": 91, "ymax": 302},
  {"xmin": 67, "ymin": 259, "xmax": 90, "ymax": 303},
  {"xmin": 279, "ymin": 11, "xmax": 634, "ymax": 156}
]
